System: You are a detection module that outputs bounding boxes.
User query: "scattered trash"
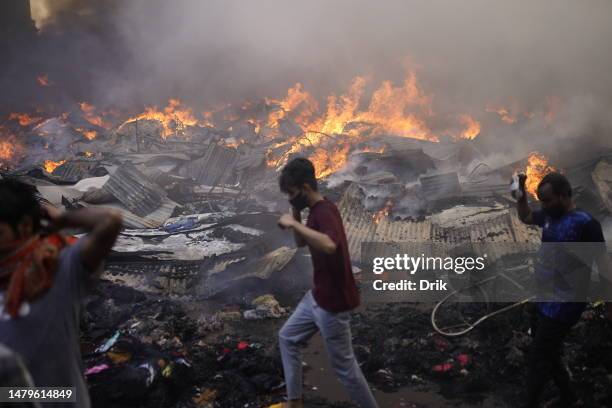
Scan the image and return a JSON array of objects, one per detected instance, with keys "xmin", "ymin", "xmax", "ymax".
[
  {"xmin": 106, "ymin": 351, "xmax": 131, "ymax": 364},
  {"xmin": 243, "ymin": 294, "xmax": 288, "ymax": 320},
  {"xmin": 95, "ymin": 330, "xmax": 120, "ymax": 353},
  {"xmin": 432, "ymin": 363, "xmax": 453, "ymax": 373},
  {"xmin": 84, "ymin": 364, "xmax": 109, "ymax": 376}
]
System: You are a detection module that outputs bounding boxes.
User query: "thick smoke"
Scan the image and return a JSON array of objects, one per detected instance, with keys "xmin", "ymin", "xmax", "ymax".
[{"xmin": 5, "ymin": 0, "xmax": 612, "ymax": 153}]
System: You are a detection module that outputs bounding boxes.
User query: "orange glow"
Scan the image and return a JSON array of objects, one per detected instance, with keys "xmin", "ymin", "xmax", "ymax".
[
  {"xmin": 524, "ymin": 151, "xmax": 556, "ymax": 197},
  {"xmin": 224, "ymin": 139, "xmax": 244, "ymax": 149},
  {"xmin": 43, "ymin": 159, "xmax": 66, "ymax": 173},
  {"xmin": 9, "ymin": 112, "xmax": 42, "ymax": 126},
  {"xmin": 0, "ymin": 141, "xmax": 15, "ymax": 161},
  {"xmin": 75, "ymin": 128, "xmax": 97, "ymax": 140},
  {"xmin": 359, "ymin": 145, "xmax": 386, "ymax": 154},
  {"xmin": 79, "ymin": 102, "xmax": 112, "ymax": 129},
  {"xmin": 373, "ymin": 200, "xmax": 394, "ymax": 224},
  {"xmin": 0, "ymin": 130, "xmax": 24, "ymax": 165},
  {"xmin": 84, "ymin": 151, "xmax": 94, "ymax": 158},
  {"xmin": 37, "ymin": 74, "xmax": 51, "ymax": 87},
  {"xmin": 458, "ymin": 114, "xmax": 481, "ymax": 140},
  {"xmin": 266, "ymin": 83, "xmax": 319, "ymax": 130},
  {"xmin": 485, "ymin": 106, "xmax": 516, "ymax": 124},
  {"xmin": 309, "ymin": 143, "xmax": 351, "ymax": 179},
  {"xmin": 266, "ymin": 71, "xmax": 439, "ymax": 178},
  {"xmin": 123, "ymin": 99, "xmax": 201, "ymax": 139}
]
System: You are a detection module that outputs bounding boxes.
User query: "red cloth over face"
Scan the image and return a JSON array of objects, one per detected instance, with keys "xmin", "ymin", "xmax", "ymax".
[{"xmin": 305, "ymin": 198, "xmax": 359, "ymax": 312}]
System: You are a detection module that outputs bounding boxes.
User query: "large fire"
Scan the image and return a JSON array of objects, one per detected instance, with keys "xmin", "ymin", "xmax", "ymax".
[
  {"xmin": 43, "ymin": 160, "xmax": 66, "ymax": 173},
  {"xmin": 524, "ymin": 151, "xmax": 556, "ymax": 197},
  {"xmin": 264, "ymin": 71, "xmax": 443, "ymax": 177},
  {"xmin": 123, "ymin": 99, "xmax": 202, "ymax": 139},
  {"xmin": 2, "ymin": 68, "xmax": 565, "ymax": 181},
  {"xmin": 269, "ymin": 72, "xmax": 437, "ymax": 142},
  {"xmin": 458, "ymin": 114, "xmax": 481, "ymax": 140}
]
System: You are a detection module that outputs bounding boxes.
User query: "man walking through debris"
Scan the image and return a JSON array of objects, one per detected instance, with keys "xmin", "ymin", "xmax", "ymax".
[
  {"xmin": 276, "ymin": 158, "xmax": 378, "ymax": 408},
  {"xmin": 0, "ymin": 179, "xmax": 123, "ymax": 408},
  {"xmin": 517, "ymin": 172, "xmax": 612, "ymax": 407}
]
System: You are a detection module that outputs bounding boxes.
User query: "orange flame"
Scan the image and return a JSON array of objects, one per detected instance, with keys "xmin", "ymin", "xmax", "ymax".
[
  {"xmin": 79, "ymin": 102, "xmax": 112, "ymax": 129},
  {"xmin": 1, "ymin": 129, "xmax": 24, "ymax": 166},
  {"xmin": 458, "ymin": 114, "xmax": 481, "ymax": 140},
  {"xmin": 43, "ymin": 159, "xmax": 66, "ymax": 173},
  {"xmin": 0, "ymin": 142, "xmax": 15, "ymax": 161},
  {"xmin": 524, "ymin": 151, "xmax": 556, "ymax": 197},
  {"xmin": 75, "ymin": 128, "xmax": 97, "ymax": 140},
  {"xmin": 123, "ymin": 99, "xmax": 201, "ymax": 139},
  {"xmin": 267, "ymin": 71, "xmax": 440, "ymax": 177},
  {"xmin": 309, "ymin": 143, "xmax": 351, "ymax": 179},
  {"xmin": 9, "ymin": 112, "xmax": 42, "ymax": 127},
  {"xmin": 373, "ymin": 200, "xmax": 394, "ymax": 224},
  {"xmin": 267, "ymin": 83, "xmax": 319, "ymax": 130},
  {"xmin": 485, "ymin": 106, "xmax": 516, "ymax": 124}
]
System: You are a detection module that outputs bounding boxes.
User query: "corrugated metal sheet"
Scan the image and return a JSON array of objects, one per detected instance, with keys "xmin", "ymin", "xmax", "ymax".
[
  {"xmin": 337, "ymin": 183, "xmax": 378, "ymax": 262},
  {"xmin": 103, "ymin": 163, "xmax": 166, "ymax": 217},
  {"xmin": 200, "ymin": 246, "xmax": 297, "ymax": 297},
  {"xmin": 337, "ymin": 183, "xmax": 540, "ymax": 263},
  {"xmin": 82, "ymin": 198, "xmax": 178, "ymax": 229},
  {"xmin": 52, "ymin": 160, "xmax": 96, "ymax": 183},
  {"xmin": 182, "ymin": 143, "xmax": 239, "ymax": 186},
  {"xmin": 105, "ymin": 259, "xmax": 202, "ymax": 294},
  {"xmin": 119, "ymin": 198, "xmax": 178, "ymax": 229},
  {"xmin": 419, "ymin": 172, "xmax": 461, "ymax": 198}
]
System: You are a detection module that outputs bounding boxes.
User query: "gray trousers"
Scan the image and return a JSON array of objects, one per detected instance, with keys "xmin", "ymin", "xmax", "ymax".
[{"xmin": 278, "ymin": 291, "xmax": 378, "ymax": 408}]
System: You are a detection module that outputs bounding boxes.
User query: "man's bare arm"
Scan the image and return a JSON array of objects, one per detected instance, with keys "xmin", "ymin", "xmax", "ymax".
[{"xmin": 50, "ymin": 207, "xmax": 123, "ymax": 271}]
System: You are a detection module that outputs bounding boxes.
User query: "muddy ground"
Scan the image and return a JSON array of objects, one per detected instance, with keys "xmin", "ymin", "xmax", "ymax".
[{"xmin": 81, "ymin": 280, "xmax": 612, "ymax": 408}]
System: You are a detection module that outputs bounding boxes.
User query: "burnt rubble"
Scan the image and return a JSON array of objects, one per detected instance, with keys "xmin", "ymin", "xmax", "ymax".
[{"xmin": 1, "ymin": 107, "xmax": 612, "ymax": 407}]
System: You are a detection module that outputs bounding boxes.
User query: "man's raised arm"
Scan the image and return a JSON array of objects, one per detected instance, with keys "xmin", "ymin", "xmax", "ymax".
[
  {"xmin": 516, "ymin": 174, "xmax": 535, "ymax": 224},
  {"xmin": 46, "ymin": 206, "xmax": 123, "ymax": 271}
]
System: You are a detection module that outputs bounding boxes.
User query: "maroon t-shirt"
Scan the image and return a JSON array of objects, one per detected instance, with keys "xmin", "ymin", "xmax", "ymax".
[{"xmin": 306, "ymin": 198, "xmax": 359, "ymax": 312}]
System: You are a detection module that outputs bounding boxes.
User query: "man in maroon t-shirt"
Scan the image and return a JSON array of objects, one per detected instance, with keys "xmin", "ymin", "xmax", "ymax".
[{"xmin": 277, "ymin": 158, "xmax": 378, "ymax": 408}]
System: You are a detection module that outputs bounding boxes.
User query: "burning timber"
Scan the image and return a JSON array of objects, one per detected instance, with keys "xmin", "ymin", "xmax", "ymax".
[{"xmin": 1, "ymin": 101, "xmax": 612, "ymax": 408}]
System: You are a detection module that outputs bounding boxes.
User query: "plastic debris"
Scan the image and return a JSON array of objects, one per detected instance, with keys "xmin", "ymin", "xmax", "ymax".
[
  {"xmin": 243, "ymin": 294, "xmax": 288, "ymax": 320},
  {"xmin": 85, "ymin": 364, "xmax": 109, "ymax": 376},
  {"xmin": 95, "ymin": 330, "xmax": 120, "ymax": 353}
]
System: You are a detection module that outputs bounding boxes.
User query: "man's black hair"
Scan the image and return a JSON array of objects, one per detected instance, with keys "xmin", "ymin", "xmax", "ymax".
[
  {"xmin": 279, "ymin": 157, "xmax": 318, "ymax": 193},
  {"xmin": 0, "ymin": 178, "xmax": 41, "ymax": 234},
  {"xmin": 537, "ymin": 172, "xmax": 572, "ymax": 197}
]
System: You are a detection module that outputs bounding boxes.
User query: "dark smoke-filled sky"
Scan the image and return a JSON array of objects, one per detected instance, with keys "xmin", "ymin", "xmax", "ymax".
[{"xmin": 4, "ymin": 0, "xmax": 612, "ymax": 145}]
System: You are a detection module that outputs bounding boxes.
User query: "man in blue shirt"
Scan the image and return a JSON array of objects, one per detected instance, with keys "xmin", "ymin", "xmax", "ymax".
[{"xmin": 517, "ymin": 172, "xmax": 611, "ymax": 407}]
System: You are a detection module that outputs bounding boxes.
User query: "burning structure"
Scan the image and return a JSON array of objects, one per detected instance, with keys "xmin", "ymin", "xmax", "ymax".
[{"xmin": 1, "ymin": 1, "xmax": 612, "ymax": 407}]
